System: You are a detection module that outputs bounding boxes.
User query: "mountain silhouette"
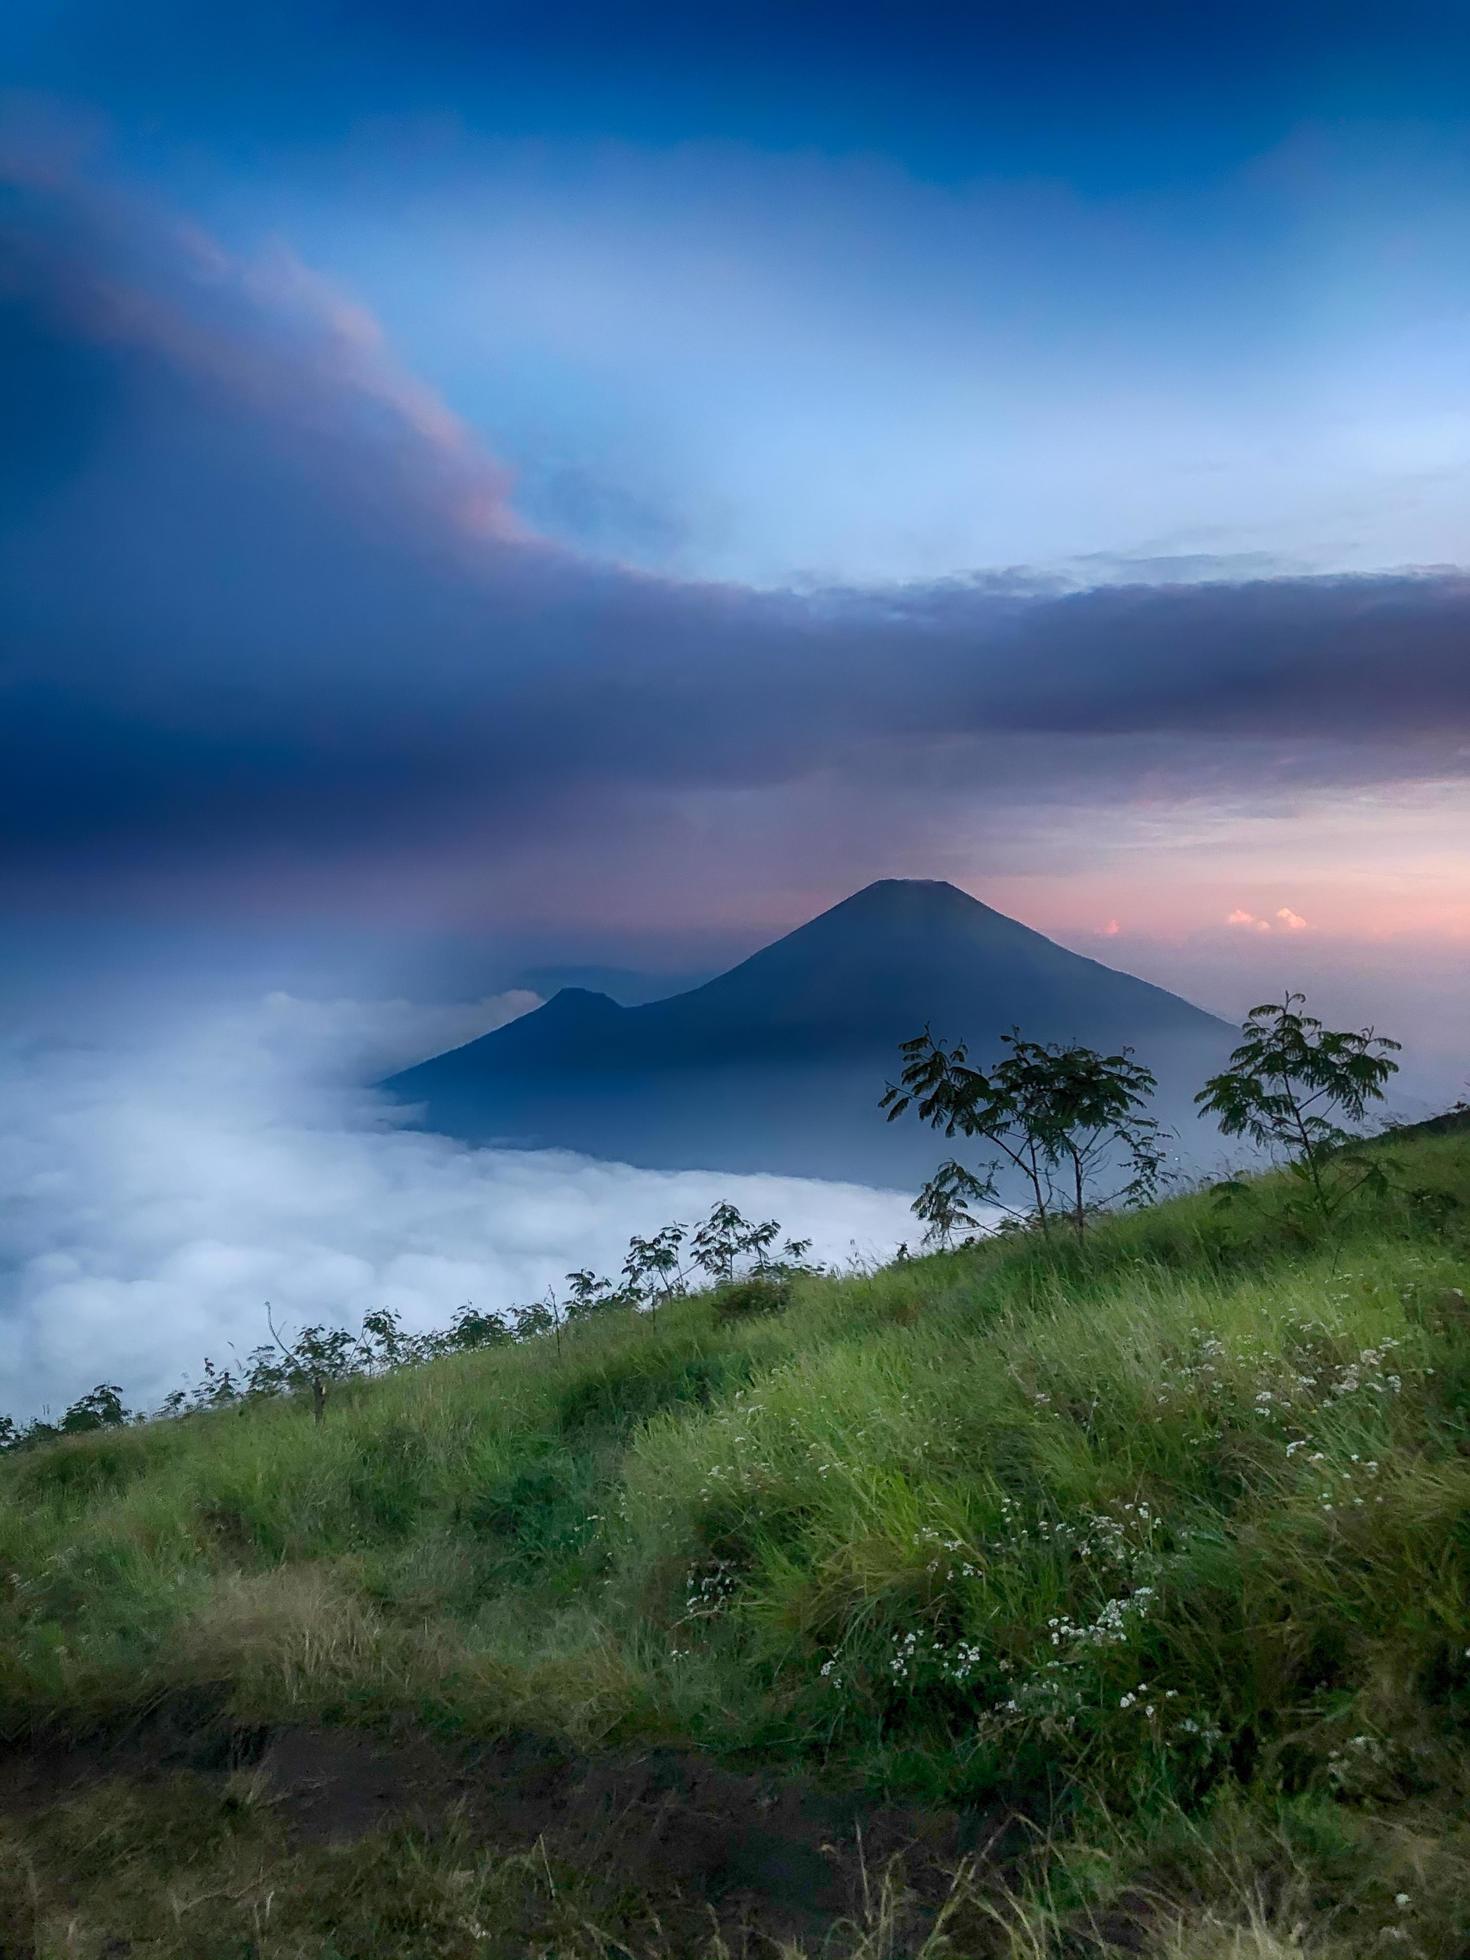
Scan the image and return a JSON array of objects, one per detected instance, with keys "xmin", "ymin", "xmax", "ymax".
[{"xmin": 385, "ymin": 880, "xmax": 1232, "ymax": 1184}]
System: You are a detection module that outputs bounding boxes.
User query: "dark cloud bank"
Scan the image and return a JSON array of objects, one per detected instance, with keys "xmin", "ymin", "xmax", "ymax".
[{"xmin": 2, "ymin": 157, "xmax": 1467, "ymax": 904}]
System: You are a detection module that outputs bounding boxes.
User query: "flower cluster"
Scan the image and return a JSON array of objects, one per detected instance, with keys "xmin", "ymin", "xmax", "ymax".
[
  {"xmin": 882, "ymin": 1626, "xmax": 989, "ymax": 1686},
  {"xmin": 680, "ymin": 1556, "xmax": 739, "ymax": 1621}
]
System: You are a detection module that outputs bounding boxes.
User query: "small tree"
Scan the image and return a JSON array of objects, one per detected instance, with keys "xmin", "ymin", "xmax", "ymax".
[
  {"xmin": 623, "ymin": 1223, "xmax": 688, "ymax": 1327},
  {"xmin": 513, "ymin": 1288, "xmax": 564, "ymax": 1361},
  {"xmin": 260, "ymin": 1306, "xmax": 362, "ymax": 1423},
  {"xmin": 690, "ymin": 1202, "xmax": 784, "ymax": 1283},
  {"xmin": 445, "ymin": 1302, "xmax": 514, "ymax": 1352},
  {"xmin": 882, "ymin": 1027, "xmax": 1164, "ymax": 1238},
  {"xmin": 912, "ymin": 1159, "xmax": 991, "ymax": 1250},
  {"xmin": 59, "ymin": 1384, "xmax": 131, "ymax": 1433},
  {"xmin": 564, "ymin": 1267, "xmax": 638, "ymax": 1321},
  {"xmin": 191, "ymin": 1355, "xmax": 240, "ymax": 1410},
  {"xmin": 1195, "ymin": 991, "xmax": 1400, "ymax": 1228},
  {"xmin": 690, "ymin": 1201, "xmax": 749, "ymax": 1283},
  {"xmin": 359, "ymin": 1306, "xmax": 406, "ymax": 1369}
]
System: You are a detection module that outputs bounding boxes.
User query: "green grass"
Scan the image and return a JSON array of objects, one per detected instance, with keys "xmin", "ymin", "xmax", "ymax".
[{"xmin": 2, "ymin": 1132, "xmax": 1467, "ymax": 1955}]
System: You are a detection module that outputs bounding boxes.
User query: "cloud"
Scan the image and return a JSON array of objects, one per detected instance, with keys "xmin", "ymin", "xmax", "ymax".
[
  {"xmin": 216, "ymin": 988, "xmax": 543, "ymax": 1079},
  {"xmin": 0, "ymin": 138, "xmax": 524, "ymax": 548},
  {"xmin": 0, "ymin": 997, "xmax": 917, "ymax": 1420},
  {"xmin": 1, "ymin": 144, "xmax": 1468, "ymax": 915},
  {"xmin": 1225, "ymin": 905, "xmax": 1310, "ymax": 933}
]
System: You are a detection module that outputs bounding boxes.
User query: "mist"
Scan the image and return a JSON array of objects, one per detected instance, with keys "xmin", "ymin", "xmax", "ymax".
[{"xmin": 0, "ymin": 993, "xmax": 918, "ymax": 1422}]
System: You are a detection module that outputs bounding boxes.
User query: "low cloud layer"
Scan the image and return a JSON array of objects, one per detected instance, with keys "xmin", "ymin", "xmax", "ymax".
[{"xmin": 0, "ymin": 995, "xmax": 916, "ymax": 1421}]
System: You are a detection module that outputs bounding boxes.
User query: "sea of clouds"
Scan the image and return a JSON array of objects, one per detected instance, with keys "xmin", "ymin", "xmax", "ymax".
[{"xmin": 0, "ymin": 992, "xmax": 917, "ymax": 1421}]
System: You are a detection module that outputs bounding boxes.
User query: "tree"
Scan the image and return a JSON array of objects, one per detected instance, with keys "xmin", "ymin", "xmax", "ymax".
[
  {"xmin": 360, "ymin": 1306, "xmax": 406, "ymax": 1369},
  {"xmin": 192, "ymin": 1355, "xmax": 241, "ymax": 1410},
  {"xmin": 1195, "ymin": 991, "xmax": 1400, "ymax": 1228},
  {"xmin": 690, "ymin": 1201, "xmax": 783, "ymax": 1283},
  {"xmin": 912, "ymin": 1159, "xmax": 991, "ymax": 1249},
  {"xmin": 564, "ymin": 1268, "xmax": 636, "ymax": 1321},
  {"xmin": 622, "ymin": 1223, "xmax": 688, "ymax": 1326},
  {"xmin": 445, "ymin": 1302, "xmax": 513, "ymax": 1352},
  {"xmin": 59, "ymin": 1384, "xmax": 131, "ymax": 1433},
  {"xmin": 882, "ymin": 1027, "xmax": 1165, "ymax": 1238},
  {"xmin": 690, "ymin": 1201, "xmax": 749, "ymax": 1283},
  {"xmin": 260, "ymin": 1306, "xmax": 362, "ymax": 1423},
  {"xmin": 514, "ymin": 1289, "xmax": 564, "ymax": 1361}
]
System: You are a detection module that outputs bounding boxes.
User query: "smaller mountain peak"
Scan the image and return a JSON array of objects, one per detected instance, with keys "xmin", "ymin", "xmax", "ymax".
[{"xmin": 540, "ymin": 986, "xmax": 622, "ymax": 1015}]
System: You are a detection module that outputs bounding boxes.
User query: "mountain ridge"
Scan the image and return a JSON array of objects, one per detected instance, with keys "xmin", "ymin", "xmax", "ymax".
[{"xmin": 385, "ymin": 879, "xmax": 1231, "ymax": 1181}]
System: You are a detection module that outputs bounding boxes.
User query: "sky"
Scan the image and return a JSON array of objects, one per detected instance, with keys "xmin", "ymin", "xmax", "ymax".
[
  {"xmin": 1, "ymin": 3, "xmax": 1468, "ymax": 1407},
  {"xmin": 3, "ymin": 1, "xmax": 1469, "ymax": 1003}
]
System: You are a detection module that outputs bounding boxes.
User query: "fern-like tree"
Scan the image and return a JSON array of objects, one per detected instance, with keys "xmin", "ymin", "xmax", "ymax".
[
  {"xmin": 882, "ymin": 1027, "xmax": 1165, "ymax": 1238},
  {"xmin": 911, "ymin": 1159, "xmax": 991, "ymax": 1249},
  {"xmin": 690, "ymin": 1201, "xmax": 783, "ymax": 1283},
  {"xmin": 622, "ymin": 1223, "xmax": 688, "ymax": 1326},
  {"xmin": 59, "ymin": 1384, "xmax": 131, "ymax": 1433},
  {"xmin": 563, "ymin": 1268, "xmax": 627, "ymax": 1321},
  {"xmin": 257, "ymin": 1307, "xmax": 365, "ymax": 1423},
  {"xmin": 1195, "ymin": 991, "xmax": 1400, "ymax": 1227},
  {"xmin": 444, "ymin": 1302, "xmax": 514, "ymax": 1352}
]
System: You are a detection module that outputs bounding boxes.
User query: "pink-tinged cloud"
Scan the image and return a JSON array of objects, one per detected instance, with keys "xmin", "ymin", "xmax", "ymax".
[
  {"xmin": 1101, "ymin": 918, "xmax": 1121, "ymax": 936},
  {"xmin": 1226, "ymin": 908, "xmax": 1280, "ymax": 932},
  {"xmin": 1276, "ymin": 906, "xmax": 1308, "ymax": 930},
  {"xmin": 0, "ymin": 131, "xmax": 529, "ymax": 557}
]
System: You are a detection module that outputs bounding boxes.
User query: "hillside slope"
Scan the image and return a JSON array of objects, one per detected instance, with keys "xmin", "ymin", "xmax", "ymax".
[
  {"xmin": 386, "ymin": 880, "xmax": 1232, "ymax": 1181},
  {"xmin": 1, "ymin": 1132, "xmax": 1467, "ymax": 1956}
]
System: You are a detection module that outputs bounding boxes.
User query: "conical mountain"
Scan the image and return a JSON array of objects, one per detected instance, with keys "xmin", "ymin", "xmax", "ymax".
[
  {"xmin": 642, "ymin": 879, "xmax": 1219, "ymax": 1058},
  {"xmin": 385, "ymin": 880, "xmax": 1230, "ymax": 1183}
]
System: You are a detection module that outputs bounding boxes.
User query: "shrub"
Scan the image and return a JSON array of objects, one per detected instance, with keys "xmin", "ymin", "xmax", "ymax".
[{"xmin": 711, "ymin": 1273, "xmax": 792, "ymax": 1322}]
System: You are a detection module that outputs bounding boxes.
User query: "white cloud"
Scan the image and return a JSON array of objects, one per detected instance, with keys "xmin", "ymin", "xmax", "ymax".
[
  {"xmin": 0, "ymin": 996, "xmax": 918, "ymax": 1419},
  {"xmin": 212, "ymin": 987, "xmax": 544, "ymax": 1080}
]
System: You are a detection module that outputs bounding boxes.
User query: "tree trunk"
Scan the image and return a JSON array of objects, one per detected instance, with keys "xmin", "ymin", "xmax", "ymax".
[{"xmin": 1072, "ymin": 1152, "xmax": 1086, "ymax": 1237}]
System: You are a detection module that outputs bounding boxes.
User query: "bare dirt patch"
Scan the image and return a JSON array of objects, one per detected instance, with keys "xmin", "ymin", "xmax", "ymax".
[{"xmin": 0, "ymin": 1706, "xmax": 1017, "ymax": 1952}]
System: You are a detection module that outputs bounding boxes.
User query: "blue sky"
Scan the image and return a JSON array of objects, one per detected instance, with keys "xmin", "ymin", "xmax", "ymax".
[
  {"xmin": 8, "ymin": 0, "xmax": 1470, "ymax": 585},
  {"xmin": 0, "ymin": 1, "xmax": 1467, "ymax": 1062}
]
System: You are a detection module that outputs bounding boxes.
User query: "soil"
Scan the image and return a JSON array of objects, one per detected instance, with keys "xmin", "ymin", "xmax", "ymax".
[{"xmin": 0, "ymin": 1702, "xmax": 1020, "ymax": 1953}]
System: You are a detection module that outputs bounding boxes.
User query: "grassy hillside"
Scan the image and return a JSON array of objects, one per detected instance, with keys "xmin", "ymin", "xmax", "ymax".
[{"xmin": 2, "ymin": 1131, "xmax": 1468, "ymax": 1957}]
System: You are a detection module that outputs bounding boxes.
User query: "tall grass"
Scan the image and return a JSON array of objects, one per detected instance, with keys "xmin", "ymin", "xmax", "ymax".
[{"xmin": 2, "ymin": 1131, "xmax": 1467, "ymax": 1953}]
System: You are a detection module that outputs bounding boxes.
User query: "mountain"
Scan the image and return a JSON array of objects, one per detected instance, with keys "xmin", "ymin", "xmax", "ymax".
[
  {"xmin": 511, "ymin": 963, "xmax": 715, "ymax": 1007},
  {"xmin": 384, "ymin": 880, "xmax": 1234, "ymax": 1185}
]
